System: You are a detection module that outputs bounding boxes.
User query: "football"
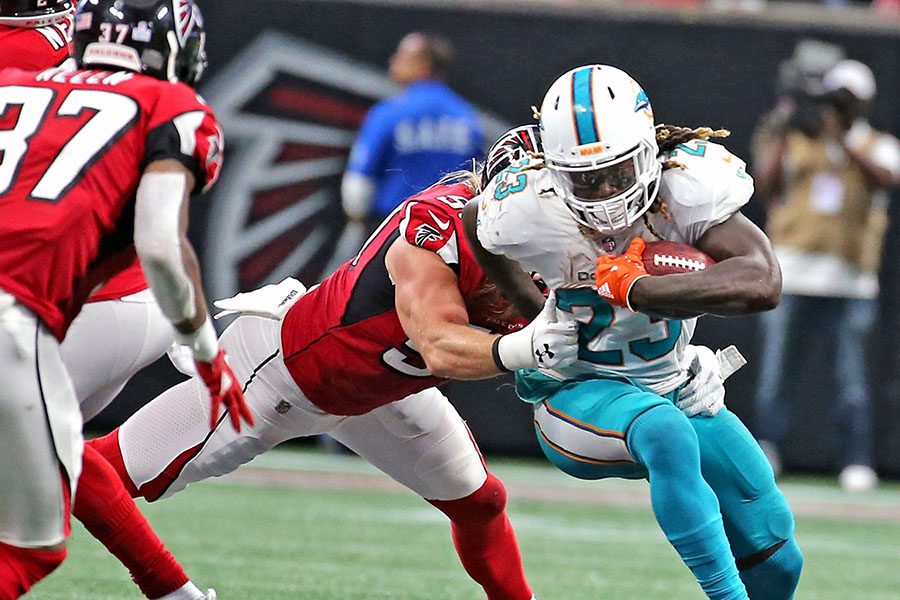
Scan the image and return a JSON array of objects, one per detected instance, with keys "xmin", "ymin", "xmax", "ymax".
[{"xmin": 642, "ymin": 240, "xmax": 715, "ymax": 275}]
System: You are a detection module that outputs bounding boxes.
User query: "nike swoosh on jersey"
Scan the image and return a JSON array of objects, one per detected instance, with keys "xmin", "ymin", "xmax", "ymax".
[{"xmin": 427, "ymin": 209, "xmax": 452, "ymax": 231}]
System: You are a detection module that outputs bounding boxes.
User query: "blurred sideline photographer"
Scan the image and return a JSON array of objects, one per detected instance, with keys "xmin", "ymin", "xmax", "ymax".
[
  {"xmin": 341, "ymin": 31, "xmax": 484, "ymax": 232},
  {"xmin": 752, "ymin": 56, "xmax": 900, "ymax": 491}
]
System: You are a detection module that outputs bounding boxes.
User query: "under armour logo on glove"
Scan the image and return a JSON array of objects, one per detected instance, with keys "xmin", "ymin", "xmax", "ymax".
[
  {"xmin": 494, "ymin": 291, "xmax": 579, "ymax": 371},
  {"xmin": 535, "ymin": 344, "xmax": 555, "ymax": 364}
]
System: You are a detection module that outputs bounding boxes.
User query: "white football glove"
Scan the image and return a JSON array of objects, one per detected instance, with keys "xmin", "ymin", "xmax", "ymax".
[
  {"xmin": 496, "ymin": 291, "xmax": 579, "ymax": 371},
  {"xmin": 676, "ymin": 344, "xmax": 747, "ymax": 418},
  {"xmin": 213, "ymin": 277, "xmax": 307, "ymax": 321}
]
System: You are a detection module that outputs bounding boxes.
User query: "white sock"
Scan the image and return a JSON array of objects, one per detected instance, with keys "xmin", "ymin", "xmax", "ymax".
[{"xmin": 156, "ymin": 581, "xmax": 206, "ymax": 600}]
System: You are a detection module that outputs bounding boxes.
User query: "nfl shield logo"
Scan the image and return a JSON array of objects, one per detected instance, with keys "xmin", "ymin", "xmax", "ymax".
[{"xmin": 602, "ymin": 236, "xmax": 617, "ymax": 252}]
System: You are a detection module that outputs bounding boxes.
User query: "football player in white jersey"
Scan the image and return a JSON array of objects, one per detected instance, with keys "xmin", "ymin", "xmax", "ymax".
[{"xmin": 467, "ymin": 65, "xmax": 803, "ymax": 599}]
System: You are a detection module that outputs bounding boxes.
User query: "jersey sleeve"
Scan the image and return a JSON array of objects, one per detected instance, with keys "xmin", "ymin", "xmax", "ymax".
[
  {"xmin": 345, "ymin": 102, "xmax": 394, "ymax": 179},
  {"xmin": 398, "ymin": 193, "xmax": 467, "ymax": 267},
  {"xmin": 143, "ymin": 84, "xmax": 224, "ymax": 193},
  {"xmin": 659, "ymin": 141, "xmax": 754, "ymax": 244}
]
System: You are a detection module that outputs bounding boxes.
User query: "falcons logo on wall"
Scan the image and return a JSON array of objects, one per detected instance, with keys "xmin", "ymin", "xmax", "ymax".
[{"xmin": 201, "ymin": 32, "xmax": 509, "ymax": 302}]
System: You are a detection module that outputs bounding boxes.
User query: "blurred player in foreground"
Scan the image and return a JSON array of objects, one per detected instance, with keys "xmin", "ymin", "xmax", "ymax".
[
  {"xmin": 90, "ymin": 145, "xmax": 584, "ymax": 599},
  {"xmin": 0, "ymin": 0, "xmax": 253, "ymax": 596},
  {"xmin": 469, "ymin": 65, "xmax": 803, "ymax": 599},
  {"xmin": 1, "ymin": 1, "xmax": 230, "ymax": 597}
]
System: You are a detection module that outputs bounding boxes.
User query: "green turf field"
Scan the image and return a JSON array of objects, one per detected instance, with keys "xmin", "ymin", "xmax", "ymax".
[{"xmin": 29, "ymin": 448, "xmax": 900, "ymax": 599}]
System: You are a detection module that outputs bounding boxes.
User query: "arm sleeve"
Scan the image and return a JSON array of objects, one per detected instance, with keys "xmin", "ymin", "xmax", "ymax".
[{"xmin": 133, "ymin": 171, "xmax": 196, "ymax": 324}]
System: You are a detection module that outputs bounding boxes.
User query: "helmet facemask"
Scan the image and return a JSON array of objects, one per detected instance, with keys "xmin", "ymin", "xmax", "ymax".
[
  {"xmin": 547, "ymin": 138, "xmax": 661, "ymax": 233},
  {"xmin": 177, "ymin": 28, "xmax": 207, "ymax": 87}
]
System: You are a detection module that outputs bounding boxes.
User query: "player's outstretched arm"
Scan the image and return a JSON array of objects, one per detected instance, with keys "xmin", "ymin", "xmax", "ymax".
[
  {"xmin": 628, "ymin": 212, "xmax": 782, "ymax": 318},
  {"xmin": 461, "ymin": 201, "xmax": 545, "ymax": 320},
  {"xmin": 385, "ymin": 237, "xmax": 577, "ymax": 379},
  {"xmin": 134, "ymin": 159, "xmax": 254, "ymax": 432}
]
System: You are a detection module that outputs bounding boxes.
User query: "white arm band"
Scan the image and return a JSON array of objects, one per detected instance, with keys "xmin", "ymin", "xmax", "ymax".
[
  {"xmin": 133, "ymin": 171, "xmax": 196, "ymax": 325},
  {"xmin": 341, "ymin": 171, "xmax": 375, "ymax": 220}
]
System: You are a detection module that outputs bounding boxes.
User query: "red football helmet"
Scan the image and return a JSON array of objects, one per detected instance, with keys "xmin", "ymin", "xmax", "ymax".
[{"xmin": 0, "ymin": 0, "xmax": 73, "ymax": 27}]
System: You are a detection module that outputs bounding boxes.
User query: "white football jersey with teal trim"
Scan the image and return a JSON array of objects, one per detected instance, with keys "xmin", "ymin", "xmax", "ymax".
[{"xmin": 476, "ymin": 142, "xmax": 753, "ymax": 394}]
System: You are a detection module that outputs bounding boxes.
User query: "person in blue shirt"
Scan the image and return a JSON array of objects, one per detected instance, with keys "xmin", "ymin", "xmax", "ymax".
[{"xmin": 341, "ymin": 32, "xmax": 484, "ymax": 228}]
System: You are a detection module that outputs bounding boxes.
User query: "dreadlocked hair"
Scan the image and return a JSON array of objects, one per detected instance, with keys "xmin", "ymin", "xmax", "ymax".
[
  {"xmin": 655, "ymin": 124, "xmax": 730, "ymax": 169},
  {"xmin": 642, "ymin": 124, "xmax": 731, "ymax": 240}
]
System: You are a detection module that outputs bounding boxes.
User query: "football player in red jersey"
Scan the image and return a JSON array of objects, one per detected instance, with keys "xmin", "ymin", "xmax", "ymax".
[
  {"xmin": 0, "ymin": 0, "xmax": 74, "ymax": 71},
  {"xmin": 0, "ymin": 0, "xmax": 253, "ymax": 597},
  {"xmin": 2, "ymin": 0, "xmax": 228, "ymax": 597},
  {"xmin": 1, "ymin": 0, "xmax": 175, "ymax": 422},
  {"xmin": 89, "ymin": 152, "xmax": 580, "ymax": 598}
]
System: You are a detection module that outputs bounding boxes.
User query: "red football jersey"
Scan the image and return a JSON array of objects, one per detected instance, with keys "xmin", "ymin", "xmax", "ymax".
[
  {"xmin": 281, "ymin": 183, "xmax": 526, "ymax": 416},
  {"xmin": 0, "ymin": 20, "xmax": 149, "ymax": 303},
  {"xmin": 0, "ymin": 67, "xmax": 223, "ymax": 339},
  {"xmin": 0, "ymin": 17, "xmax": 73, "ymax": 71},
  {"xmin": 86, "ymin": 261, "xmax": 147, "ymax": 302}
]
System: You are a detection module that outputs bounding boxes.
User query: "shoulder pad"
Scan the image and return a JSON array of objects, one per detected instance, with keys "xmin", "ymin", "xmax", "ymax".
[
  {"xmin": 660, "ymin": 141, "xmax": 753, "ymax": 230},
  {"xmin": 477, "ymin": 165, "xmax": 553, "ymax": 253}
]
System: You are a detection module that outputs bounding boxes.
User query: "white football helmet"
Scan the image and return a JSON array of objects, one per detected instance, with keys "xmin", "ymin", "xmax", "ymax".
[{"xmin": 540, "ymin": 64, "xmax": 661, "ymax": 233}]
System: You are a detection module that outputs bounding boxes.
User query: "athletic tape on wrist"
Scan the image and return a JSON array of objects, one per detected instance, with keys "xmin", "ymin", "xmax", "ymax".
[
  {"xmin": 492, "ymin": 335, "xmax": 512, "ymax": 373},
  {"xmin": 175, "ymin": 318, "xmax": 219, "ymax": 363}
]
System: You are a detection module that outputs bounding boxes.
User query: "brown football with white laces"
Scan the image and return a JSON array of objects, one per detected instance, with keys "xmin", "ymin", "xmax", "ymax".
[{"xmin": 642, "ymin": 240, "xmax": 715, "ymax": 275}]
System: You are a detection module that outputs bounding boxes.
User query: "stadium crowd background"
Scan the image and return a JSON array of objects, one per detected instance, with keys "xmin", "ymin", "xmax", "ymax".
[{"xmin": 93, "ymin": 0, "xmax": 900, "ymax": 481}]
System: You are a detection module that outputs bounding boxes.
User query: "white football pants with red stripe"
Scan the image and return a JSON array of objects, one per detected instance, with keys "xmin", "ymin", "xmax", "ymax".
[{"xmin": 115, "ymin": 315, "xmax": 488, "ymax": 502}]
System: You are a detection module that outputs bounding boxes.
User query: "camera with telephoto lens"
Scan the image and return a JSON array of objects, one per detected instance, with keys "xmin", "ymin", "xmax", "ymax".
[{"xmin": 785, "ymin": 91, "xmax": 834, "ymax": 139}]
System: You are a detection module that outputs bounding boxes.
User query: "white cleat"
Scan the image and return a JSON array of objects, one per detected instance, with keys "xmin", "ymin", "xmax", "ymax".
[
  {"xmin": 205, "ymin": 590, "xmax": 217, "ymax": 600},
  {"xmin": 839, "ymin": 464, "xmax": 878, "ymax": 492}
]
